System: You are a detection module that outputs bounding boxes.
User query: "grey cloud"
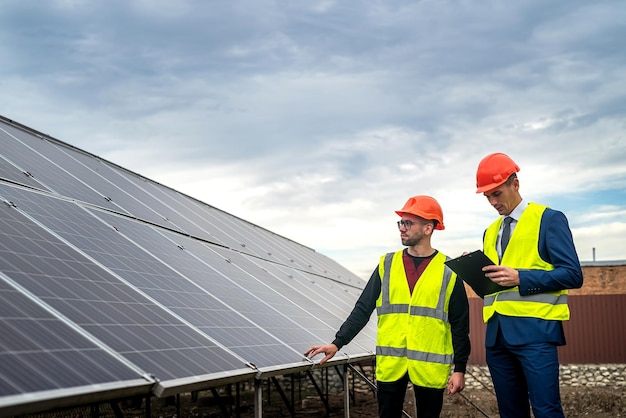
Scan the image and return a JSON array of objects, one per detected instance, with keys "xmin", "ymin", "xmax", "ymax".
[{"xmin": 2, "ymin": 0, "xmax": 625, "ymax": 269}]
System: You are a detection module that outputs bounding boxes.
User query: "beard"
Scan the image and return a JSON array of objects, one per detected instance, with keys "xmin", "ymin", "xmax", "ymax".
[{"xmin": 401, "ymin": 234, "xmax": 423, "ymax": 247}]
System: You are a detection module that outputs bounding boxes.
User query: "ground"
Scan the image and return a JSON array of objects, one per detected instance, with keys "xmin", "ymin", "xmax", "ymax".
[
  {"xmin": 47, "ymin": 384, "xmax": 624, "ymax": 417},
  {"xmin": 178, "ymin": 385, "xmax": 625, "ymax": 417}
]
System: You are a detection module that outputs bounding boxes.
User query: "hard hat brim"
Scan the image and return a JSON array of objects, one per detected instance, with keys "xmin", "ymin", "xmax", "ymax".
[
  {"xmin": 395, "ymin": 211, "xmax": 445, "ymax": 230},
  {"xmin": 475, "ymin": 179, "xmax": 507, "ymax": 194}
]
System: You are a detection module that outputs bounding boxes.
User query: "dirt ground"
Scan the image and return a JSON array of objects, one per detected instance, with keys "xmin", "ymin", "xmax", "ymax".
[
  {"xmin": 73, "ymin": 384, "xmax": 624, "ymax": 418},
  {"xmin": 161, "ymin": 384, "xmax": 625, "ymax": 418},
  {"xmin": 242, "ymin": 385, "xmax": 626, "ymax": 417}
]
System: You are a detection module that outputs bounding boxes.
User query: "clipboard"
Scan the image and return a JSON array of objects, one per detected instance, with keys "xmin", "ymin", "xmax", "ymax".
[{"xmin": 444, "ymin": 250, "xmax": 512, "ymax": 298}]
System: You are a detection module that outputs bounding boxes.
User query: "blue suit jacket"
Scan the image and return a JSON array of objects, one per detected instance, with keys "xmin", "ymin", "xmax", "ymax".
[{"xmin": 484, "ymin": 208, "xmax": 584, "ymax": 347}]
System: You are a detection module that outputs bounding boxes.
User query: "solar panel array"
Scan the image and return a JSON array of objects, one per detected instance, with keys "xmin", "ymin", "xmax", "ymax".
[{"xmin": 0, "ymin": 116, "xmax": 377, "ymax": 415}]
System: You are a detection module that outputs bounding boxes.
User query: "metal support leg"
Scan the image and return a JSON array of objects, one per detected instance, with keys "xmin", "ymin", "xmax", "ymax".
[
  {"xmin": 210, "ymin": 387, "xmax": 231, "ymax": 417},
  {"xmin": 305, "ymin": 370, "xmax": 331, "ymax": 415},
  {"xmin": 255, "ymin": 379, "xmax": 263, "ymax": 418},
  {"xmin": 145, "ymin": 394, "xmax": 151, "ymax": 418},
  {"xmin": 343, "ymin": 363, "xmax": 350, "ymax": 418},
  {"xmin": 270, "ymin": 376, "xmax": 294, "ymax": 417}
]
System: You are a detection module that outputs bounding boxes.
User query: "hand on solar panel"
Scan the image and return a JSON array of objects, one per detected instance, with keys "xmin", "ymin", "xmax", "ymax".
[{"xmin": 303, "ymin": 343, "xmax": 338, "ymax": 365}]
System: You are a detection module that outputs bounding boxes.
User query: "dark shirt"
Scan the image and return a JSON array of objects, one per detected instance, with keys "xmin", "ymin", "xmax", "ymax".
[{"xmin": 332, "ymin": 249, "xmax": 471, "ymax": 373}]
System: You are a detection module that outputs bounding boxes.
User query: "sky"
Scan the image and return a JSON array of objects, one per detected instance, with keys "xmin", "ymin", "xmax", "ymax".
[{"xmin": 1, "ymin": 0, "xmax": 625, "ymax": 280}]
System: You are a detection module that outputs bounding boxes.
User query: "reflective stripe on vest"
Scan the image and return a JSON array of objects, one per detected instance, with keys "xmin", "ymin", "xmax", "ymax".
[
  {"xmin": 484, "ymin": 291, "xmax": 568, "ymax": 306},
  {"xmin": 376, "ymin": 346, "xmax": 453, "ymax": 364},
  {"xmin": 376, "ymin": 253, "xmax": 404, "ymax": 315},
  {"xmin": 410, "ymin": 306, "xmax": 448, "ymax": 323}
]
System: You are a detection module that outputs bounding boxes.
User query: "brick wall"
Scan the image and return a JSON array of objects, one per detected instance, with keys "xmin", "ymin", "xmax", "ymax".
[{"xmin": 570, "ymin": 265, "xmax": 626, "ymax": 295}]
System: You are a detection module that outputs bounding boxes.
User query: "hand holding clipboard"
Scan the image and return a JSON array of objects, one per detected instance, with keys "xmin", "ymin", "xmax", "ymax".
[{"xmin": 444, "ymin": 250, "xmax": 513, "ymax": 298}]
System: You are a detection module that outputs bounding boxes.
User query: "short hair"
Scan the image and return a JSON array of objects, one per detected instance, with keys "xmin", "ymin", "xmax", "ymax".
[
  {"xmin": 415, "ymin": 216, "xmax": 437, "ymax": 230},
  {"xmin": 505, "ymin": 172, "xmax": 517, "ymax": 185}
]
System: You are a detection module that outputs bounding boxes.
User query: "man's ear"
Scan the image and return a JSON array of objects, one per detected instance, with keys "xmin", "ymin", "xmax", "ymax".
[{"xmin": 512, "ymin": 177, "xmax": 520, "ymax": 191}]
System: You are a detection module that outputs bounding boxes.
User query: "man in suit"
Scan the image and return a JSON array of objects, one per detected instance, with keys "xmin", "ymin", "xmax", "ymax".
[{"xmin": 475, "ymin": 152, "xmax": 583, "ymax": 418}]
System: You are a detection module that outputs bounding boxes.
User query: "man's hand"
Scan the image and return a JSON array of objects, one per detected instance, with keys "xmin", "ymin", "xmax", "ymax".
[
  {"xmin": 303, "ymin": 344, "xmax": 338, "ymax": 365},
  {"xmin": 447, "ymin": 372, "xmax": 465, "ymax": 395},
  {"xmin": 483, "ymin": 264, "xmax": 520, "ymax": 287}
]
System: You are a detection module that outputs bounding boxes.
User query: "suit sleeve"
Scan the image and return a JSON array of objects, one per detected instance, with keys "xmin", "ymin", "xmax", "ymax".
[
  {"xmin": 331, "ymin": 267, "xmax": 380, "ymax": 349},
  {"xmin": 518, "ymin": 209, "xmax": 584, "ymax": 295}
]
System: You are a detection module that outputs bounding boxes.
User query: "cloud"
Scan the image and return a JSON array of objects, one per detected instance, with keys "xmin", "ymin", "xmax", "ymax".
[{"xmin": 1, "ymin": 0, "xmax": 625, "ymax": 278}]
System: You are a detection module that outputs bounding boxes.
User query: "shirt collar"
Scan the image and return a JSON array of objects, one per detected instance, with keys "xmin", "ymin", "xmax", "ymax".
[{"xmin": 504, "ymin": 198, "xmax": 526, "ymax": 222}]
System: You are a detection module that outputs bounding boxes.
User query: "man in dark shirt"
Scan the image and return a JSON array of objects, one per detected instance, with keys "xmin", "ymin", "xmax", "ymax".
[{"xmin": 305, "ymin": 195, "xmax": 470, "ymax": 418}]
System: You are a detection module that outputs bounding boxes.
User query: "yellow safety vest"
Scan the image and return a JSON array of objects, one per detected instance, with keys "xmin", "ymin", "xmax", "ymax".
[
  {"xmin": 482, "ymin": 203, "xmax": 569, "ymax": 323},
  {"xmin": 376, "ymin": 250, "xmax": 456, "ymax": 388}
]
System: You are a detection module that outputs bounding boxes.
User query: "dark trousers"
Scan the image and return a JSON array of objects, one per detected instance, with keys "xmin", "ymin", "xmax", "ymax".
[
  {"xmin": 377, "ymin": 373, "xmax": 444, "ymax": 418},
  {"xmin": 486, "ymin": 331, "xmax": 564, "ymax": 418}
]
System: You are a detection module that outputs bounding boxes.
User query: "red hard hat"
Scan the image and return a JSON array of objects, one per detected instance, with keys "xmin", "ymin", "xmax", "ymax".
[
  {"xmin": 475, "ymin": 152, "xmax": 520, "ymax": 193},
  {"xmin": 395, "ymin": 195, "xmax": 445, "ymax": 230}
]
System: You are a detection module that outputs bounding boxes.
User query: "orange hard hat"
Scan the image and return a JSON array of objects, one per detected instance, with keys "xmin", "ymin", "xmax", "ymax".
[
  {"xmin": 395, "ymin": 195, "xmax": 445, "ymax": 230},
  {"xmin": 475, "ymin": 152, "xmax": 520, "ymax": 193}
]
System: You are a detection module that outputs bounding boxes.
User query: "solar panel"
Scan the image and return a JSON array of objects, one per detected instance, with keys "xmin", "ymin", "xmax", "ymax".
[
  {"xmin": 0, "ymin": 123, "xmax": 129, "ymax": 214},
  {"xmin": 79, "ymin": 207, "xmax": 316, "ymax": 369},
  {"xmin": 3, "ymin": 122, "xmax": 337, "ymax": 276},
  {"xmin": 0, "ymin": 155, "xmax": 48, "ymax": 191},
  {"xmin": 119, "ymin": 168, "xmax": 361, "ymax": 284},
  {"xmin": 257, "ymin": 261, "xmax": 378, "ymax": 352},
  {"xmin": 0, "ymin": 184, "xmax": 255, "ymax": 386},
  {"xmin": 131, "ymin": 175, "xmax": 309, "ymax": 267},
  {"xmin": 183, "ymin": 198, "xmax": 343, "ymax": 279},
  {"xmin": 0, "ymin": 116, "xmax": 376, "ymax": 413},
  {"xmin": 0, "ymin": 276, "xmax": 149, "ymax": 389},
  {"xmin": 0, "ymin": 201, "xmax": 155, "ymax": 414}
]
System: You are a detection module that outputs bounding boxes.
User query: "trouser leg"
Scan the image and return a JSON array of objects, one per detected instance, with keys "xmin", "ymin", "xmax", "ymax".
[
  {"xmin": 515, "ymin": 342, "xmax": 564, "ymax": 418},
  {"xmin": 412, "ymin": 385, "xmax": 445, "ymax": 418},
  {"xmin": 486, "ymin": 341, "xmax": 531, "ymax": 418},
  {"xmin": 377, "ymin": 373, "xmax": 409, "ymax": 418}
]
